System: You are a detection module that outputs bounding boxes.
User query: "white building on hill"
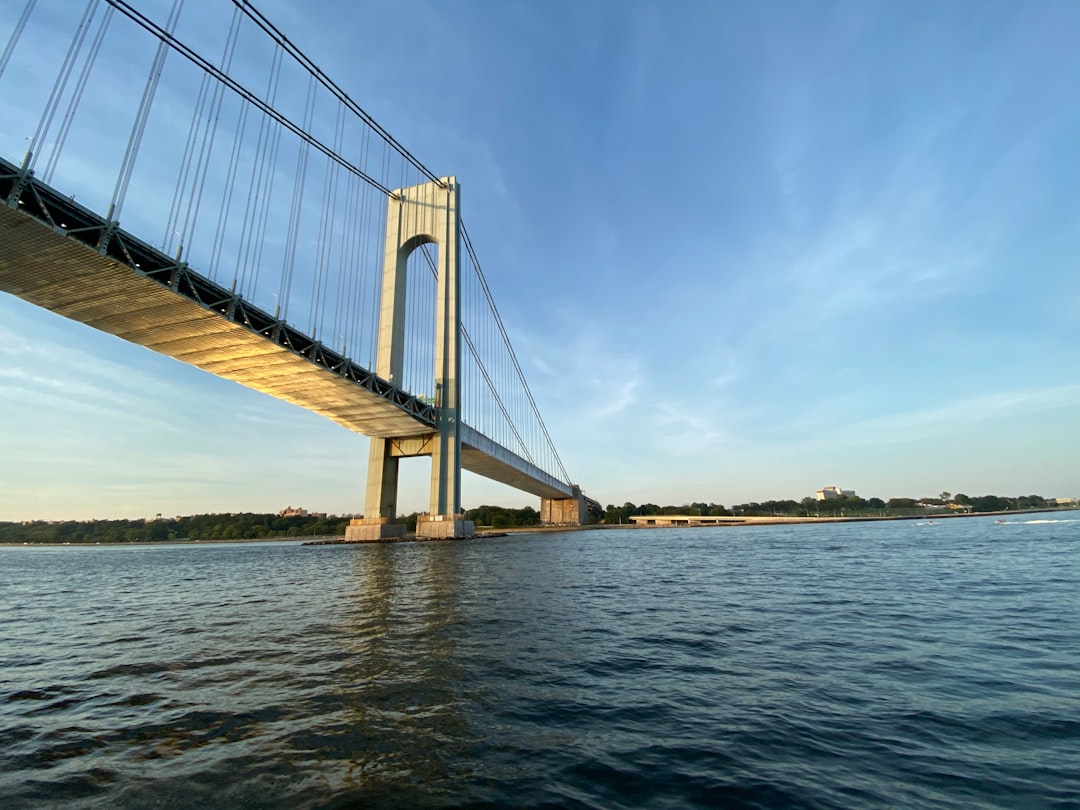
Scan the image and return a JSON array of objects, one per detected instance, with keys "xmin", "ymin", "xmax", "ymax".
[{"xmin": 816, "ymin": 485, "xmax": 856, "ymax": 501}]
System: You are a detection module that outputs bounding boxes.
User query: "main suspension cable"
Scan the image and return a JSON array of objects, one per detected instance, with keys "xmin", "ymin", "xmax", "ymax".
[
  {"xmin": 461, "ymin": 223, "xmax": 571, "ymax": 483},
  {"xmin": 104, "ymin": 0, "xmax": 396, "ymax": 198},
  {"xmin": 230, "ymin": 0, "xmax": 442, "ymax": 189}
]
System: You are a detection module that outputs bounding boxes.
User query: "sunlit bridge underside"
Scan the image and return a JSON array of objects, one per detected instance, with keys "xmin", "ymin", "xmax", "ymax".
[{"xmin": 0, "ymin": 160, "xmax": 571, "ymax": 500}]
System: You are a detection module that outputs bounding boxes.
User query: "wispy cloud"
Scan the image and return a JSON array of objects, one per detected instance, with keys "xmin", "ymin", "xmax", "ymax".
[
  {"xmin": 840, "ymin": 383, "xmax": 1080, "ymax": 445},
  {"xmin": 593, "ymin": 375, "xmax": 640, "ymax": 420},
  {"xmin": 651, "ymin": 400, "xmax": 729, "ymax": 451}
]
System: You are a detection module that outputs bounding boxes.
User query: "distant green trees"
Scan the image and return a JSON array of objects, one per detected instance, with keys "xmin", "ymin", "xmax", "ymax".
[
  {"xmin": 3, "ymin": 492, "xmax": 1069, "ymax": 544},
  {"xmin": 0, "ymin": 513, "xmax": 351, "ymax": 544},
  {"xmin": 465, "ymin": 505, "xmax": 540, "ymax": 528},
  {"xmin": 604, "ymin": 502, "xmax": 733, "ymax": 524},
  {"xmin": 735, "ymin": 499, "xmax": 807, "ymax": 516},
  {"xmin": 599, "ymin": 493, "xmax": 1069, "ymax": 523}
]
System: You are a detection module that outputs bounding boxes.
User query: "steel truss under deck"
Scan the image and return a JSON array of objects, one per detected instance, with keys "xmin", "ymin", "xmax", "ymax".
[
  {"xmin": 0, "ymin": 156, "xmax": 437, "ymax": 429},
  {"xmin": 0, "ymin": 156, "xmax": 576, "ymax": 500}
]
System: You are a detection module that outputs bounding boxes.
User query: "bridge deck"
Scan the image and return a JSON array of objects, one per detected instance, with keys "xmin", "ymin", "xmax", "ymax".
[
  {"xmin": 0, "ymin": 202, "xmax": 434, "ymax": 439},
  {"xmin": 0, "ymin": 169, "xmax": 573, "ymax": 501},
  {"xmin": 460, "ymin": 425, "xmax": 571, "ymax": 500}
]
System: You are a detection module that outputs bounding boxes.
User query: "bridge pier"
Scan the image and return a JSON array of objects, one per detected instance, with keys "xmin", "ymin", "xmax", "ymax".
[
  {"xmin": 540, "ymin": 485, "xmax": 585, "ymax": 526},
  {"xmin": 415, "ymin": 513, "xmax": 475, "ymax": 539},
  {"xmin": 345, "ymin": 517, "xmax": 407, "ymax": 542}
]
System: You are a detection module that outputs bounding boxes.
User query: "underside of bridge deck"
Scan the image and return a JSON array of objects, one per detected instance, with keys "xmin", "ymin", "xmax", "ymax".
[
  {"xmin": 0, "ymin": 196, "xmax": 575, "ymax": 503},
  {"xmin": 0, "ymin": 201, "xmax": 433, "ymax": 439}
]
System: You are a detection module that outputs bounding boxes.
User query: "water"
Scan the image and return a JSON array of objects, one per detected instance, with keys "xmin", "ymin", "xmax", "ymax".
[{"xmin": 2, "ymin": 515, "xmax": 1078, "ymax": 808}]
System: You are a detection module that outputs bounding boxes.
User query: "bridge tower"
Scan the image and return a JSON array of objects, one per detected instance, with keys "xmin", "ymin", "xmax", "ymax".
[{"xmin": 346, "ymin": 178, "xmax": 475, "ymax": 541}]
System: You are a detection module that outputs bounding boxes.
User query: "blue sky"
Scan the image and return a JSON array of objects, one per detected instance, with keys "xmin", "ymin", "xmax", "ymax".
[{"xmin": 1, "ymin": 0, "xmax": 1078, "ymax": 520}]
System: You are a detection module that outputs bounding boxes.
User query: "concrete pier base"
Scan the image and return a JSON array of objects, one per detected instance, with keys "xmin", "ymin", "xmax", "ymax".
[
  {"xmin": 541, "ymin": 485, "xmax": 585, "ymax": 526},
  {"xmin": 345, "ymin": 517, "xmax": 407, "ymax": 542},
  {"xmin": 415, "ymin": 514, "xmax": 475, "ymax": 539}
]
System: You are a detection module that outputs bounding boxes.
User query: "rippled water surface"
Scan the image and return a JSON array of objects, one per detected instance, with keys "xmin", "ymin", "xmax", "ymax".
[{"xmin": 2, "ymin": 515, "xmax": 1079, "ymax": 808}]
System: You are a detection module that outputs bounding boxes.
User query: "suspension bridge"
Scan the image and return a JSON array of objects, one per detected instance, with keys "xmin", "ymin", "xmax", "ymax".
[{"xmin": 0, "ymin": 0, "xmax": 594, "ymax": 539}]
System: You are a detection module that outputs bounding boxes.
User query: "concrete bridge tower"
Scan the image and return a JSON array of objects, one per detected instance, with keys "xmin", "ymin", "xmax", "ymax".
[{"xmin": 346, "ymin": 178, "xmax": 475, "ymax": 541}]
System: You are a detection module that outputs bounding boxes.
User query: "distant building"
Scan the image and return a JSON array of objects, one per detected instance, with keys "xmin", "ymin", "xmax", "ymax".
[
  {"xmin": 816, "ymin": 485, "xmax": 855, "ymax": 501},
  {"xmin": 279, "ymin": 506, "xmax": 327, "ymax": 518},
  {"xmin": 629, "ymin": 515, "xmax": 747, "ymax": 527},
  {"xmin": 1053, "ymin": 497, "xmax": 1078, "ymax": 506}
]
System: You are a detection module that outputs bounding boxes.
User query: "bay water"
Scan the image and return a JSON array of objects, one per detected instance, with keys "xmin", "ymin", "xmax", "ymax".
[{"xmin": 2, "ymin": 514, "xmax": 1078, "ymax": 808}]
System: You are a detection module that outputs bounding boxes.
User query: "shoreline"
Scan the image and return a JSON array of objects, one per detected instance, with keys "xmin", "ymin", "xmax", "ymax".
[
  {"xmin": 3, "ymin": 507, "xmax": 1075, "ymax": 547},
  {"xmin": 615, "ymin": 506, "xmax": 1078, "ymax": 528}
]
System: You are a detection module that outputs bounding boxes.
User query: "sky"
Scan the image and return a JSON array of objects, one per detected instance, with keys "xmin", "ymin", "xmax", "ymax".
[{"xmin": 1, "ymin": 0, "xmax": 1078, "ymax": 520}]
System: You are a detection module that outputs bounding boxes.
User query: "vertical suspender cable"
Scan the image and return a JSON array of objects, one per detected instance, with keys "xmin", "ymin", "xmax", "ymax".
[
  {"xmin": 348, "ymin": 125, "xmax": 372, "ymax": 359},
  {"xmin": 236, "ymin": 44, "xmax": 282, "ymax": 297},
  {"xmin": 44, "ymin": 5, "xmax": 112, "ymax": 183},
  {"xmin": 213, "ymin": 99, "xmax": 249, "ymax": 284},
  {"xmin": 472, "ymin": 267, "xmax": 479, "ymax": 430},
  {"xmin": 406, "ymin": 249, "xmax": 416, "ymax": 392},
  {"xmin": 311, "ymin": 100, "xmax": 344, "ymax": 341},
  {"xmin": 181, "ymin": 7, "xmax": 241, "ymax": 278},
  {"xmin": 425, "ymin": 244, "xmax": 434, "ymax": 397},
  {"xmin": 354, "ymin": 126, "xmax": 372, "ymax": 359},
  {"xmin": 336, "ymin": 167, "xmax": 358, "ymax": 355},
  {"xmin": 359, "ymin": 166, "xmax": 374, "ymax": 367},
  {"xmin": 29, "ymin": 0, "xmax": 97, "ymax": 173},
  {"xmin": 424, "ymin": 243, "xmax": 433, "ymax": 393},
  {"xmin": 0, "ymin": 0, "xmax": 37, "ymax": 81},
  {"xmin": 328, "ymin": 105, "xmax": 348, "ymax": 352},
  {"xmin": 235, "ymin": 46, "xmax": 277, "ymax": 292},
  {"xmin": 405, "ymin": 247, "xmax": 414, "ymax": 391},
  {"xmin": 328, "ymin": 124, "xmax": 345, "ymax": 352},
  {"xmin": 345, "ymin": 119, "xmax": 366, "ymax": 357},
  {"xmin": 309, "ymin": 155, "xmax": 330, "ymax": 338},
  {"xmin": 278, "ymin": 73, "xmax": 317, "ymax": 324},
  {"xmin": 164, "ymin": 71, "xmax": 211, "ymax": 253},
  {"xmin": 359, "ymin": 133, "xmax": 382, "ymax": 368},
  {"xmin": 110, "ymin": 0, "xmax": 183, "ymax": 222},
  {"xmin": 248, "ymin": 119, "xmax": 284, "ymax": 300},
  {"xmin": 164, "ymin": 9, "xmax": 243, "ymax": 258},
  {"xmin": 368, "ymin": 140, "xmax": 390, "ymax": 368}
]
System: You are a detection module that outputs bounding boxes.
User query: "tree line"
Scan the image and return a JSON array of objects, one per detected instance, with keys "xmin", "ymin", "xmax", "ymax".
[
  {"xmin": 3, "ymin": 494, "xmax": 1067, "ymax": 544},
  {"xmin": 1, "ymin": 504, "xmax": 547, "ymax": 544},
  {"xmin": 464, "ymin": 504, "xmax": 540, "ymax": 528},
  {"xmin": 0, "ymin": 513, "xmax": 350, "ymax": 544},
  {"xmin": 602, "ymin": 493, "xmax": 1062, "ymax": 524}
]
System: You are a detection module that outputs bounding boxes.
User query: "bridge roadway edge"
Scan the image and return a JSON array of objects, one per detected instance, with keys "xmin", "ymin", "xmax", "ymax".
[{"xmin": 0, "ymin": 160, "xmax": 576, "ymax": 504}]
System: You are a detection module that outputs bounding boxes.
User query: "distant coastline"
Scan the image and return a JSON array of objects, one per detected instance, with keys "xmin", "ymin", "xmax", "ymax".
[
  {"xmin": 615, "ymin": 506, "xmax": 1079, "ymax": 528},
  {"xmin": 0, "ymin": 534, "xmax": 338, "ymax": 548},
  {"xmin": 3, "ymin": 507, "xmax": 1077, "ymax": 547}
]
